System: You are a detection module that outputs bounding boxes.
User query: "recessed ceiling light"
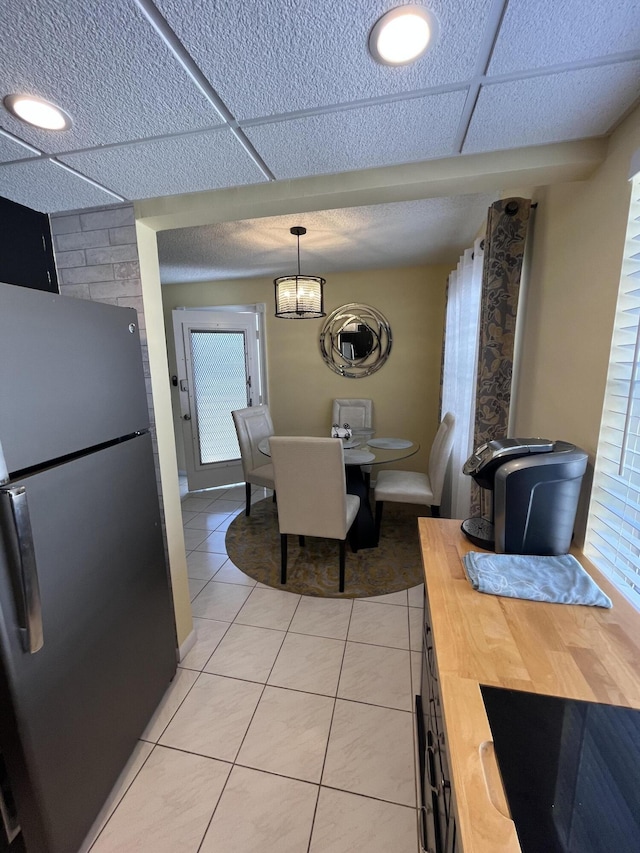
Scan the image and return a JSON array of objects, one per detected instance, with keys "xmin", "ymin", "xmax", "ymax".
[
  {"xmin": 3, "ymin": 94, "xmax": 72, "ymax": 130},
  {"xmin": 369, "ymin": 5, "xmax": 438, "ymax": 66}
]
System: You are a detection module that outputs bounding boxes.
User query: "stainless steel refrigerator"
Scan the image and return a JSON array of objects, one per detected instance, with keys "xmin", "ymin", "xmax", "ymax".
[{"xmin": 0, "ymin": 282, "xmax": 177, "ymax": 852}]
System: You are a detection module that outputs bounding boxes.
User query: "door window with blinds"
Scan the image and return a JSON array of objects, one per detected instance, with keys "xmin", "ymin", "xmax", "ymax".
[
  {"xmin": 585, "ymin": 170, "xmax": 640, "ymax": 610},
  {"xmin": 172, "ymin": 306, "xmax": 267, "ymax": 492},
  {"xmin": 189, "ymin": 329, "xmax": 249, "ymax": 464}
]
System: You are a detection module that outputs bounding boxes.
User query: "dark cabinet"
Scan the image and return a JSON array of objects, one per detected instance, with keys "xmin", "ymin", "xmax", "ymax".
[
  {"xmin": 0, "ymin": 196, "xmax": 58, "ymax": 293},
  {"xmin": 416, "ymin": 591, "xmax": 461, "ymax": 853}
]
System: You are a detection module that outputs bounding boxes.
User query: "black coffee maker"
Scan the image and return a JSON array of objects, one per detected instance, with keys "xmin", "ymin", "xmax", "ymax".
[{"xmin": 461, "ymin": 438, "xmax": 588, "ymax": 555}]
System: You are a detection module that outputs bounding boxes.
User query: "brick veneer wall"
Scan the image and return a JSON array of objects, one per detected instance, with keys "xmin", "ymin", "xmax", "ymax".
[{"xmin": 49, "ymin": 203, "xmax": 167, "ymax": 541}]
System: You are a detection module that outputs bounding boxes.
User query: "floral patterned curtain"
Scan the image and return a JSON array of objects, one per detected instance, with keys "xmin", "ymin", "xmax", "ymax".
[{"xmin": 471, "ymin": 197, "xmax": 533, "ymax": 517}]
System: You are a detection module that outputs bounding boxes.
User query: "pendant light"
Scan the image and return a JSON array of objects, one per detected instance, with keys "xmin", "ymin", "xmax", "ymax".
[{"xmin": 274, "ymin": 226, "xmax": 326, "ymax": 319}]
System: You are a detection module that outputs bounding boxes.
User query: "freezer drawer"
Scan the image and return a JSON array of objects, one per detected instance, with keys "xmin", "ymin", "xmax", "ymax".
[
  {"xmin": 0, "ymin": 282, "xmax": 150, "ymax": 475},
  {"xmin": 0, "ymin": 434, "xmax": 176, "ymax": 853}
]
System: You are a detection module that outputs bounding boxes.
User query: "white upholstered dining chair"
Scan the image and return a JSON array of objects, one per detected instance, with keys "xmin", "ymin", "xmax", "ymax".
[
  {"xmin": 231, "ymin": 405, "xmax": 275, "ymax": 516},
  {"xmin": 374, "ymin": 412, "xmax": 456, "ymax": 538},
  {"xmin": 332, "ymin": 398, "xmax": 374, "ymax": 487},
  {"xmin": 269, "ymin": 436, "xmax": 360, "ymax": 592},
  {"xmin": 332, "ymin": 398, "xmax": 373, "ymax": 432}
]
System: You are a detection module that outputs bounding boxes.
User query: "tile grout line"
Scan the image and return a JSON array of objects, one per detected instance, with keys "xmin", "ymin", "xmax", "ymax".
[
  {"xmin": 305, "ymin": 597, "xmax": 355, "ymax": 853},
  {"xmin": 86, "ymin": 744, "xmax": 157, "ymax": 851},
  {"xmin": 193, "ymin": 563, "xmax": 291, "ymax": 852},
  {"xmin": 218, "ymin": 583, "xmax": 304, "ymax": 761},
  {"xmin": 192, "ymin": 582, "xmax": 307, "ymax": 851},
  {"xmin": 312, "ymin": 781, "xmax": 419, "ymax": 811},
  {"xmin": 181, "ymin": 619, "xmax": 234, "ymax": 674}
]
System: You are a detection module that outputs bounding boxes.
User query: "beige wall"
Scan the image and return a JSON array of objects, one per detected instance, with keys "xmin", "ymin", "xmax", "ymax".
[
  {"xmin": 137, "ymin": 222, "xmax": 192, "ymax": 648},
  {"xmin": 163, "ymin": 264, "xmax": 450, "ymax": 475},
  {"xmin": 512, "ymin": 103, "xmax": 640, "ymax": 540}
]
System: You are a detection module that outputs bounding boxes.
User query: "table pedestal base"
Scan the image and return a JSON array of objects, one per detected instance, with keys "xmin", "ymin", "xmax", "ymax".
[{"xmin": 346, "ymin": 466, "xmax": 378, "ymax": 550}]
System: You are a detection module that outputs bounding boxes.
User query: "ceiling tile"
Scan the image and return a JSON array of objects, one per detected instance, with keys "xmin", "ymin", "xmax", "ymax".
[
  {"xmin": 244, "ymin": 91, "xmax": 469, "ymax": 180},
  {"xmin": 488, "ymin": 0, "xmax": 640, "ymax": 75},
  {"xmin": 0, "ymin": 159, "xmax": 124, "ymax": 213},
  {"xmin": 154, "ymin": 0, "xmax": 493, "ymax": 119},
  {"xmin": 463, "ymin": 62, "xmax": 640, "ymax": 154},
  {"xmin": 59, "ymin": 129, "xmax": 269, "ymax": 200},
  {"xmin": 0, "ymin": 129, "xmax": 39, "ymax": 163},
  {"xmin": 0, "ymin": 0, "xmax": 224, "ymax": 153}
]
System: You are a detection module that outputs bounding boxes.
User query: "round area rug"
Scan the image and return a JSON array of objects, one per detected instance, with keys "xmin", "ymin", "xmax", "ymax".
[{"xmin": 225, "ymin": 498, "xmax": 424, "ymax": 598}]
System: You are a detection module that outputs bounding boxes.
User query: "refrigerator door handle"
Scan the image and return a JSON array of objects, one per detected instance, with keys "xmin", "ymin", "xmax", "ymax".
[{"xmin": 0, "ymin": 486, "xmax": 44, "ymax": 653}]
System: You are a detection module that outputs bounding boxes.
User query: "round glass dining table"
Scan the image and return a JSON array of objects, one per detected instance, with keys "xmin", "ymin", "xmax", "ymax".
[
  {"xmin": 258, "ymin": 436, "xmax": 420, "ymax": 549},
  {"xmin": 257, "ymin": 436, "xmax": 419, "ymax": 466}
]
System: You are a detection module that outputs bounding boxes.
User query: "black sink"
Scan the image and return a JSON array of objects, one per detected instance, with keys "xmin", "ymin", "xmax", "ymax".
[{"xmin": 480, "ymin": 685, "xmax": 640, "ymax": 853}]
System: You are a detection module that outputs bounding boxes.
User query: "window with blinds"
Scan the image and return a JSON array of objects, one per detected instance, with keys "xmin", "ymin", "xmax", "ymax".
[{"xmin": 585, "ymin": 172, "xmax": 640, "ymax": 611}]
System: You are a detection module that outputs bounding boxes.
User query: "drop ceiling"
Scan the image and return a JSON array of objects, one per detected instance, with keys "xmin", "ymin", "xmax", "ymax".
[{"xmin": 1, "ymin": 0, "xmax": 639, "ymax": 280}]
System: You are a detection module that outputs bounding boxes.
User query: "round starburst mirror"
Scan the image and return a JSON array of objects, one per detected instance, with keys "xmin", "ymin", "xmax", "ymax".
[{"xmin": 319, "ymin": 303, "xmax": 392, "ymax": 378}]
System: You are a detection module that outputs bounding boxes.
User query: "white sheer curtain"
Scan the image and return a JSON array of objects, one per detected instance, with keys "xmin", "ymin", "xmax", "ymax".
[{"xmin": 441, "ymin": 237, "xmax": 484, "ymax": 519}]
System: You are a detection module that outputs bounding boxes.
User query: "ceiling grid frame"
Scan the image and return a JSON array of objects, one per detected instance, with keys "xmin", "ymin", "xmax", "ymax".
[{"xmin": 0, "ymin": 0, "xmax": 637, "ymax": 278}]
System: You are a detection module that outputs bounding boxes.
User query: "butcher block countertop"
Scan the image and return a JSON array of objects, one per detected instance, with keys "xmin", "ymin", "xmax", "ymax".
[{"xmin": 418, "ymin": 518, "xmax": 640, "ymax": 853}]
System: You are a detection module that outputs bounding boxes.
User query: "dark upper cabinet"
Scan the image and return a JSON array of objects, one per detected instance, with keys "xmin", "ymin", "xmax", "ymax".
[{"xmin": 0, "ymin": 196, "xmax": 58, "ymax": 293}]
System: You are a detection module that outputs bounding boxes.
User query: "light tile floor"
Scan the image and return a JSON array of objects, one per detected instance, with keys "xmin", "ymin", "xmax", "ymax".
[{"xmin": 82, "ymin": 482, "xmax": 424, "ymax": 853}]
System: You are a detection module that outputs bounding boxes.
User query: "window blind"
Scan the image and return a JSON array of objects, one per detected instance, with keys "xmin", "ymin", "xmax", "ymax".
[{"xmin": 585, "ymin": 173, "xmax": 640, "ymax": 610}]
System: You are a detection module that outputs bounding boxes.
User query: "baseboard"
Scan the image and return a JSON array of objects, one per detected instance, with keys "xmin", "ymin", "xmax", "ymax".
[{"xmin": 178, "ymin": 628, "xmax": 197, "ymax": 662}]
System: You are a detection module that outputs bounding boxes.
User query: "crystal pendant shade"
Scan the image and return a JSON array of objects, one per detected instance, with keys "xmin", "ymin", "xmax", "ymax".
[
  {"xmin": 274, "ymin": 274, "xmax": 325, "ymax": 319},
  {"xmin": 274, "ymin": 225, "xmax": 326, "ymax": 319}
]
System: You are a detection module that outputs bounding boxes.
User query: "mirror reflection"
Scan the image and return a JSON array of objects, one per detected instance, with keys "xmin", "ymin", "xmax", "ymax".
[
  {"xmin": 319, "ymin": 303, "xmax": 392, "ymax": 378},
  {"xmin": 339, "ymin": 323, "xmax": 374, "ymax": 360}
]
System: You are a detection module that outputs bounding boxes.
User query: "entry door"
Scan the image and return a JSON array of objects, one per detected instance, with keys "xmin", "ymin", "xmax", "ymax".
[{"xmin": 173, "ymin": 308, "xmax": 265, "ymax": 492}]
